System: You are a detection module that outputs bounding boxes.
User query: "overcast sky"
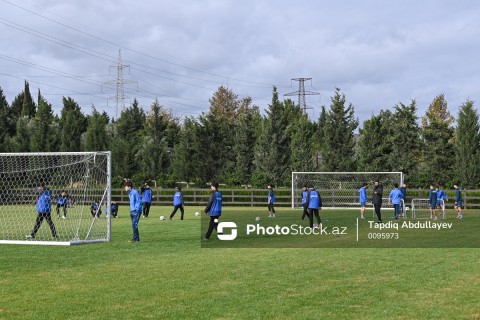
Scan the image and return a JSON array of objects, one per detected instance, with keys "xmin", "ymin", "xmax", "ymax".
[{"xmin": 1, "ymin": 0, "xmax": 479, "ymax": 127}]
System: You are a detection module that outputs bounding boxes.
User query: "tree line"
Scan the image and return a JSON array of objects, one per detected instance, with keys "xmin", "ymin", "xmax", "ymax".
[{"xmin": 1, "ymin": 81, "xmax": 479, "ymax": 189}]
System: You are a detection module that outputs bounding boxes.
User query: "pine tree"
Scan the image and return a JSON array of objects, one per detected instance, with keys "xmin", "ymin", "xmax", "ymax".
[
  {"xmin": 253, "ymin": 87, "xmax": 290, "ymax": 186},
  {"xmin": 389, "ymin": 101, "xmax": 422, "ymax": 178},
  {"xmin": 111, "ymin": 99, "xmax": 145, "ymax": 179},
  {"xmin": 21, "ymin": 81, "xmax": 36, "ymax": 118},
  {"xmin": 59, "ymin": 97, "xmax": 87, "ymax": 151},
  {"xmin": 455, "ymin": 100, "xmax": 480, "ymax": 188},
  {"xmin": 0, "ymin": 87, "xmax": 12, "ymax": 152},
  {"xmin": 321, "ymin": 88, "xmax": 358, "ymax": 171},
  {"xmin": 84, "ymin": 106, "xmax": 109, "ymax": 151},
  {"xmin": 419, "ymin": 94, "xmax": 455, "ymax": 186},
  {"xmin": 30, "ymin": 90, "xmax": 57, "ymax": 151}
]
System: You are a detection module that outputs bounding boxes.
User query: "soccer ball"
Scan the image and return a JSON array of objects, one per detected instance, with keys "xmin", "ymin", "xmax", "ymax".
[
  {"xmin": 255, "ymin": 216, "xmax": 261, "ymax": 222},
  {"xmin": 406, "ymin": 207, "xmax": 410, "ymax": 211},
  {"xmin": 159, "ymin": 215, "xmax": 165, "ymax": 220},
  {"xmin": 195, "ymin": 211, "xmax": 200, "ymax": 217}
]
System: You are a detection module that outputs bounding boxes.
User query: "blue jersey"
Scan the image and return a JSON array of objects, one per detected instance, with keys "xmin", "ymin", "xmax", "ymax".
[
  {"xmin": 437, "ymin": 190, "xmax": 448, "ymax": 202},
  {"xmin": 57, "ymin": 194, "xmax": 67, "ymax": 205},
  {"xmin": 129, "ymin": 188, "xmax": 142, "ymax": 212},
  {"xmin": 36, "ymin": 189, "xmax": 51, "ymax": 213},
  {"xmin": 389, "ymin": 188, "xmax": 403, "ymax": 205},
  {"xmin": 205, "ymin": 191, "xmax": 222, "ymax": 216},
  {"xmin": 301, "ymin": 190, "xmax": 308, "ymax": 205},
  {"xmin": 173, "ymin": 191, "xmax": 183, "ymax": 206},
  {"xmin": 429, "ymin": 189, "xmax": 437, "ymax": 206},
  {"xmin": 141, "ymin": 188, "xmax": 152, "ymax": 203},
  {"xmin": 268, "ymin": 189, "xmax": 275, "ymax": 204},
  {"xmin": 308, "ymin": 189, "xmax": 321, "ymax": 209},
  {"xmin": 358, "ymin": 187, "xmax": 367, "ymax": 203},
  {"xmin": 456, "ymin": 188, "xmax": 462, "ymax": 203}
]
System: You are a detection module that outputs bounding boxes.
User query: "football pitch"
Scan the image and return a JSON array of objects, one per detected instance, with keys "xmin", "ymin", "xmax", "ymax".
[{"xmin": 1, "ymin": 206, "xmax": 479, "ymax": 319}]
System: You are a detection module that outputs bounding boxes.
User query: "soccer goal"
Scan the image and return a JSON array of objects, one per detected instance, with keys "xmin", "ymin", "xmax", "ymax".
[
  {"xmin": 291, "ymin": 172, "xmax": 403, "ymax": 209},
  {"xmin": 411, "ymin": 199, "xmax": 445, "ymax": 220},
  {"xmin": 0, "ymin": 152, "xmax": 111, "ymax": 246}
]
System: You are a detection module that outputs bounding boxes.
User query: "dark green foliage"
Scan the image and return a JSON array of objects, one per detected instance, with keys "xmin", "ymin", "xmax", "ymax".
[
  {"xmin": 418, "ymin": 94, "xmax": 455, "ymax": 186},
  {"xmin": 455, "ymin": 100, "xmax": 480, "ymax": 188},
  {"xmin": 30, "ymin": 91, "xmax": 58, "ymax": 152},
  {"xmin": 84, "ymin": 106, "xmax": 110, "ymax": 151},
  {"xmin": 60, "ymin": 97, "xmax": 87, "ymax": 151},
  {"xmin": 320, "ymin": 88, "xmax": 358, "ymax": 171}
]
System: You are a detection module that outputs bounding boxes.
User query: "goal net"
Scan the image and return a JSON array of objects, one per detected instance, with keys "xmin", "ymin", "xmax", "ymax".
[
  {"xmin": 291, "ymin": 172, "xmax": 403, "ymax": 209},
  {"xmin": 411, "ymin": 199, "xmax": 445, "ymax": 220},
  {"xmin": 0, "ymin": 152, "xmax": 111, "ymax": 246}
]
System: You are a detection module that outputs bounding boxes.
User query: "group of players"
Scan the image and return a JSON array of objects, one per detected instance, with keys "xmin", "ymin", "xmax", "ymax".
[{"xmin": 358, "ymin": 181, "xmax": 464, "ymax": 223}]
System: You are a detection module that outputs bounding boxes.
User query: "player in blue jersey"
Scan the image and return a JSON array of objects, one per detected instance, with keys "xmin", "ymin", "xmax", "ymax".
[
  {"xmin": 429, "ymin": 184, "xmax": 437, "ymax": 220},
  {"xmin": 267, "ymin": 184, "xmax": 276, "ymax": 218},
  {"xmin": 203, "ymin": 181, "xmax": 222, "ymax": 240},
  {"xmin": 453, "ymin": 182, "xmax": 463, "ymax": 219},
  {"xmin": 56, "ymin": 190, "xmax": 68, "ymax": 219},
  {"xmin": 26, "ymin": 182, "xmax": 57, "ymax": 239},
  {"xmin": 125, "ymin": 181, "xmax": 142, "ymax": 243},
  {"xmin": 306, "ymin": 185, "xmax": 322, "ymax": 228},
  {"xmin": 301, "ymin": 185, "xmax": 309, "ymax": 220},
  {"xmin": 169, "ymin": 186, "xmax": 185, "ymax": 220},
  {"xmin": 141, "ymin": 183, "xmax": 152, "ymax": 218},
  {"xmin": 388, "ymin": 183, "xmax": 404, "ymax": 221},
  {"xmin": 358, "ymin": 183, "xmax": 368, "ymax": 219},
  {"xmin": 436, "ymin": 185, "xmax": 448, "ymax": 218}
]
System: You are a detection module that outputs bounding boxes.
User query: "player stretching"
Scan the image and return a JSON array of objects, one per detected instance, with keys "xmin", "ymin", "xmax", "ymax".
[
  {"xmin": 436, "ymin": 185, "xmax": 448, "ymax": 219},
  {"xmin": 453, "ymin": 183, "xmax": 463, "ymax": 219}
]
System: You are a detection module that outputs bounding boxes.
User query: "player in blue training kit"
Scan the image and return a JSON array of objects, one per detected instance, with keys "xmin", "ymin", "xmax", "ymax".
[
  {"xmin": 436, "ymin": 185, "xmax": 448, "ymax": 219},
  {"xmin": 141, "ymin": 183, "xmax": 152, "ymax": 218},
  {"xmin": 267, "ymin": 184, "xmax": 276, "ymax": 218},
  {"xmin": 454, "ymin": 183, "xmax": 463, "ymax": 219},
  {"xmin": 27, "ymin": 182, "xmax": 57, "ymax": 239},
  {"xmin": 203, "ymin": 182, "xmax": 222, "ymax": 240},
  {"xmin": 388, "ymin": 183, "xmax": 404, "ymax": 221},
  {"xmin": 301, "ymin": 185, "xmax": 309, "ymax": 220},
  {"xmin": 125, "ymin": 181, "xmax": 142, "ymax": 242},
  {"xmin": 56, "ymin": 190, "xmax": 68, "ymax": 219},
  {"xmin": 306, "ymin": 185, "xmax": 322, "ymax": 228},
  {"xmin": 429, "ymin": 184, "xmax": 437, "ymax": 220},
  {"xmin": 358, "ymin": 183, "xmax": 368, "ymax": 219},
  {"xmin": 169, "ymin": 186, "xmax": 185, "ymax": 220}
]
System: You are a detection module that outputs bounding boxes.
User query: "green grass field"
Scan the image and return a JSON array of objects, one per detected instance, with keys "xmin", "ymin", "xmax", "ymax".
[{"xmin": 1, "ymin": 206, "xmax": 479, "ymax": 319}]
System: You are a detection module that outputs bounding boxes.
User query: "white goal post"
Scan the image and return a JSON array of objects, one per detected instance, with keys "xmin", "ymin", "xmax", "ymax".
[
  {"xmin": 411, "ymin": 199, "xmax": 446, "ymax": 220},
  {"xmin": 0, "ymin": 152, "xmax": 111, "ymax": 246},
  {"xmin": 291, "ymin": 172, "xmax": 404, "ymax": 209}
]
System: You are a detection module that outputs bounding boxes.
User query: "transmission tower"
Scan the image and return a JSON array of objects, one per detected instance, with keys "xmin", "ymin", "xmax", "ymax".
[
  {"xmin": 284, "ymin": 78, "xmax": 320, "ymax": 114},
  {"xmin": 102, "ymin": 49, "xmax": 137, "ymax": 118}
]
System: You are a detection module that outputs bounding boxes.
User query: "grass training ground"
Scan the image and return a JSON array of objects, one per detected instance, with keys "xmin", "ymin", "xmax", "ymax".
[{"xmin": 1, "ymin": 206, "xmax": 479, "ymax": 319}]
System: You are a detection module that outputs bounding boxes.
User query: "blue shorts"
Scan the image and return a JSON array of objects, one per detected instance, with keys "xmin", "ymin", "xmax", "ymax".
[
  {"xmin": 360, "ymin": 202, "xmax": 366, "ymax": 207},
  {"xmin": 430, "ymin": 203, "xmax": 436, "ymax": 209},
  {"xmin": 455, "ymin": 201, "xmax": 462, "ymax": 208}
]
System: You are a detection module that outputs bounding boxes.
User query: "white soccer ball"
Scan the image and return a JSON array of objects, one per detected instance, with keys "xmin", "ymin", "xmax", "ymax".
[
  {"xmin": 195, "ymin": 211, "xmax": 200, "ymax": 217},
  {"xmin": 406, "ymin": 207, "xmax": 410, "ymax": 211},
  {"xmin": 255, "ymin": 216, "xmax": 261, "ymax": 222},
  {"xmin": 159, "ymin": 215, "xmax": 165, "ymax": 220}
]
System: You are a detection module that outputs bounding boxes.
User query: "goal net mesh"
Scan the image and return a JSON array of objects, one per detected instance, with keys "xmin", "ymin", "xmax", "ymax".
[
  {"xmin": 292, "ymin": 172, "xmax": 404, "ymax": 210},
  {"xmin": 0, "ymin": 152, "xmax": 111, "ymax": 246},
  {"xmin": 411, "ymin": 199, "xmax": 445, "ymax": 220}
]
